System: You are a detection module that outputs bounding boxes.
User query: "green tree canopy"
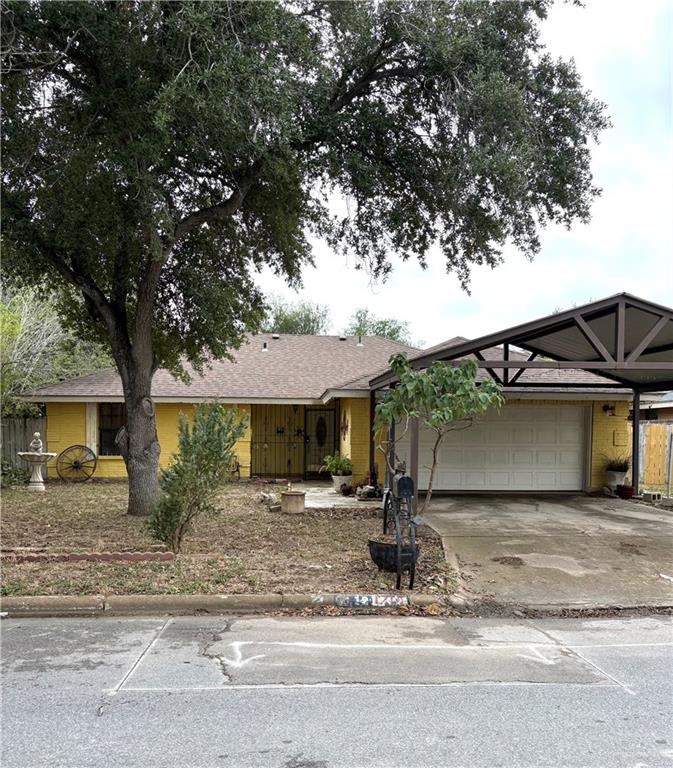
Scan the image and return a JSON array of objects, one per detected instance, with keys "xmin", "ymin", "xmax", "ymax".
[
  {"xmin": 1, "ymin": 0, "xmax": 608, "ymax": 514},
  {"xmin": 0, "ymin": 287, "xmax": 112, "ymax": 418},
  {"xmin": 345, "ymin": 308, "xmax": 412, "ymax": 345},
  {"xmin": 261, "ymin": 296, "xmax": 331, "ymax": 335}
]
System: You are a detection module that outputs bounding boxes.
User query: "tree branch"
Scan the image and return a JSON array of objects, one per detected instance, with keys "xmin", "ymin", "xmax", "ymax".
[
  {"xmin": 174, "ymin": 159, "xmax": 264, "ymax": 240},
  {"xmin": 3, "ymin": 192, "xmax": 133, "ymax": 377},
  {"xmin": 332, "ymin": 64, "xmax": 420, "ymax": 111}
]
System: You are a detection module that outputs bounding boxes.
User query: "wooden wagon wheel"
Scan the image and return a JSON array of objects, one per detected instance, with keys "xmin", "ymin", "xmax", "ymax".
[{"xmin": 56, "ymin": 445, "xmax": 97, "ymax": 482}]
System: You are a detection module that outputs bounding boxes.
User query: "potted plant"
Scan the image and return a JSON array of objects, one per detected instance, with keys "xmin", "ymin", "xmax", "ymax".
[
  {"xmin": 604, "ymin": 454, "xmax": 630, "ymax": 490},
  {"xmin": 320, "ymin": 452, "xmax": 353, "ymax": 491}
]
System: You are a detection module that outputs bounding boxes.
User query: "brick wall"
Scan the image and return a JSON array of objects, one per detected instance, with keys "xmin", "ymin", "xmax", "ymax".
[
  {"xmin": 338, "ymin": 397, "xmax": 382, "ymax": 483},
  {"xmin": 590, "ymin": 399, "xmax": 630, "ymax": 488}
]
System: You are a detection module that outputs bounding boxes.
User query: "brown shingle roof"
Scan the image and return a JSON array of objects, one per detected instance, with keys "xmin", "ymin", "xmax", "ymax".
[
  {"xmin": 27, "ymin": 332, "xmax": 628, "ymax": 403},
  {"xmin": 27, "ymin": 335, "xmax": 418, "ymax": 401}
]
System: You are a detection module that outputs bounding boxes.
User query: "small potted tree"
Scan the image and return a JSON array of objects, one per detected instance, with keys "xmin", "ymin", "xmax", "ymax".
[
  {"xmin": 320, "ymin": 452, "xmax": 353, "ymax": 492},
  {"xmin": 604, "ymin": 454, "xmax": 630, "ymax": 490}
]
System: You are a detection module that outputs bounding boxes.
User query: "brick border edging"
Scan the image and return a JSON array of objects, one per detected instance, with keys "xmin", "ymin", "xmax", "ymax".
[
  {"xmin": 2, "ymin": 551, "xmax": 174, "ymax": 564},
  {"xmin": 0, "ymin": 592, "xmax": 444, "ymax": 618}
]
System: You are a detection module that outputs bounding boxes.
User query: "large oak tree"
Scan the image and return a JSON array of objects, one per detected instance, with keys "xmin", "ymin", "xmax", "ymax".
[{"xmin": 1, "ymin": 1, "xmax": 608, "ymax": 515}]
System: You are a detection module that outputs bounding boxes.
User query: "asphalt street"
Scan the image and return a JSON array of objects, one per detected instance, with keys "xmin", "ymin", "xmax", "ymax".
[{"xmin": 1, "ymin": 614, "xmax": 672, "ymax": 768}]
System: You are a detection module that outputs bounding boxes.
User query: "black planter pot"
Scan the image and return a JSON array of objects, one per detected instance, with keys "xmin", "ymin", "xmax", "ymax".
[{"xmin": 368, "ymin": 539, "xmax": 419, "ymax": 573}]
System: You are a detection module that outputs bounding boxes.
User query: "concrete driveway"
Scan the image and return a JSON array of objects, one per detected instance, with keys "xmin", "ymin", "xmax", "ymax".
[{"xmin": 424, "ymin": 495, "xmax": 673, "ymax": 610}]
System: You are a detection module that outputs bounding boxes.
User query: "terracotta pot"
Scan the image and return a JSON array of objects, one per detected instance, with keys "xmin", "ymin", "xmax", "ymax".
[{"xmin": 616, "ymin": 484, "xmax": 635, "ymax": 500}]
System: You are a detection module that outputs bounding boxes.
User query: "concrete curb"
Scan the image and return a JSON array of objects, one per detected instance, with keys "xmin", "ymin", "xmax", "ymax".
[
  {"xmin": 489, "ymin": 601, "xmax": 673, "ymax": 612},
  {"xmin": 1, "ymin": 592, "xmax": 445, "ymax": 618},
  {"xmin": 0, "ymin": 595, "xmax": 106, "ymax": 617}
]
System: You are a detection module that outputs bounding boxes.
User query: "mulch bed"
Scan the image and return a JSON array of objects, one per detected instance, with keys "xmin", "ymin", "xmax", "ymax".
[{"xmin": 1, "ymin": 482, "xmax": 456, "ymax": 598}]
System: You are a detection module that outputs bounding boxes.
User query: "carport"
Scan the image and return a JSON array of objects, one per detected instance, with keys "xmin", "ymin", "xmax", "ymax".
[{"xmin": 370, "ymin": 293, "xmax": 673, "ymax": 496}]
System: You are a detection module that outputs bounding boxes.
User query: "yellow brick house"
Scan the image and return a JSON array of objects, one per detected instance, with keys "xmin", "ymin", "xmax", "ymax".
[
  {"xmin": 29, "ymin": 293, "xmax": 669, "ymax": 493},
  {"xmin": 31, "ymin": 334, "xmax": 631, "ymax": 492},
  {"xmin": 32, "ymin": 335, "xmax": 414, "ymax": 485}
]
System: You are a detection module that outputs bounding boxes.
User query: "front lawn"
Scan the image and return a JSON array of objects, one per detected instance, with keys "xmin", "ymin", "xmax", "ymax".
[{"xmin": 1, "ymin": 482, "xmax": 454, "ymax": 597}]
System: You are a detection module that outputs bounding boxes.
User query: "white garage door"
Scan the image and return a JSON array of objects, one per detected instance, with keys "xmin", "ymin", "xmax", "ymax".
[{"xmin": 395, "ymin": 404, "xmax": 588, "ymax": 491}]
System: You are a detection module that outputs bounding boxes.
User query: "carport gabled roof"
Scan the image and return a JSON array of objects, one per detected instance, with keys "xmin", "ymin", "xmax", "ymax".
[{"xmin": 370, "ymin": 293, "xmax": 673, "ymax": 392}]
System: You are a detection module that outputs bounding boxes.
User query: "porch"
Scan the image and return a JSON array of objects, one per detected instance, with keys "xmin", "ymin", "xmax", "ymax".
[
  {"xmin": 247, "ymin": 397, "xmax": 379, "ymax": 484},
  {"xmin": 249, "ymin": 403, "xmax": 337, "ymax": 480}
]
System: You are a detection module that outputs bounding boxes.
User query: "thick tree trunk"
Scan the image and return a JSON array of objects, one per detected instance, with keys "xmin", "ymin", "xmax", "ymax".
[{"xmin": 115, "ymin": 370, "xmax": 161, "ymax": 517}]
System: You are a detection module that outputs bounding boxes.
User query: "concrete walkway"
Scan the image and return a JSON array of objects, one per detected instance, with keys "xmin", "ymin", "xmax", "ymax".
[
  {"xmin": 424, "ymin": 495, "xmax": 673, "ymax": 609},
  {"xmin": 296, "ymin": 481, "xmax": 381, "ymax": 510}
]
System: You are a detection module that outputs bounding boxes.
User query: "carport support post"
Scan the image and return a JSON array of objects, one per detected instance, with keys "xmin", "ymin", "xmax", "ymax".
[
  {"xmin": 410, "ymin": 416, "xmax": 419, "ymax": 511},
  {"xmin": 632, "ymin": 390, "xmax": 640, "ymax": 495}
]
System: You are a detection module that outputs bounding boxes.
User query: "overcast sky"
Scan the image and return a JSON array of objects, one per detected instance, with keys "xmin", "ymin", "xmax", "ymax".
[{"xmin": 255, "ymin": 0, "xmax": 673, "ymax": 348}]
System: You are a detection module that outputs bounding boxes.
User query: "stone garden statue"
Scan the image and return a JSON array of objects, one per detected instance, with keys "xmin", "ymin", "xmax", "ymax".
[{"xmin": 29, "ymin": 432, "xmax": 43, "ymax": 453}]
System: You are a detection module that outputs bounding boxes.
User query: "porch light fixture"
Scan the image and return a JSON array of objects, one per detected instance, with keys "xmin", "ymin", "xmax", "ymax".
[{"xmin": 602, "ymin": 404, "xmax": 616, "ymax": 417}]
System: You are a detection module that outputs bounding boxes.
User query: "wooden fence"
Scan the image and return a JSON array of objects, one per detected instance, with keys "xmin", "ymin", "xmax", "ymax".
[
  {"xmin": 630, "ymin": 421, "xmax": 673, "ymax": 493},
  {"xmin": 1, "ymin": 416, "xmax": 47, "ymax": 469}
]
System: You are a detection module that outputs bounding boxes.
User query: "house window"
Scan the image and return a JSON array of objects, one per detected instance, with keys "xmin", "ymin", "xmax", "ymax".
[{"xmin": 98, "ymin": 403, "xmax": 127, "ymax": 456}]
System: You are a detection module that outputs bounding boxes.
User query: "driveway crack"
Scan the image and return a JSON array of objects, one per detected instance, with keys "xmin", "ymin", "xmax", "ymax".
[{"xmin": 198, "ymin": 622, "xmax": 234, "ymax": 683}]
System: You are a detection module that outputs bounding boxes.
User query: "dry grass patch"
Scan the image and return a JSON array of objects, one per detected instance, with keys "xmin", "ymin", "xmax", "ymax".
[{"xmin": 1, "ymin": 481, "xmax": 455, "ymax": 597}]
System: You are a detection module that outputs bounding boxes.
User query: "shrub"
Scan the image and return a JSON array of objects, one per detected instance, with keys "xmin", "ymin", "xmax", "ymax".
[
  {"xmin": 149, "ymin": 404, "xmax": 248, "ymax": 553},
  {"xmin": 1, "ymin": 460, "xmax": 29, "ymax": 488}
]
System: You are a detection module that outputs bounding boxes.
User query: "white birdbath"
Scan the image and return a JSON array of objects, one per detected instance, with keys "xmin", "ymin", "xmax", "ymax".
[
  {"xmin": 18, "ymin": 432, "xmax": 56, "ymax": 491},
  {"xmin": 17, "ymin": 452, "xmax": 56, "ymax": 491}
]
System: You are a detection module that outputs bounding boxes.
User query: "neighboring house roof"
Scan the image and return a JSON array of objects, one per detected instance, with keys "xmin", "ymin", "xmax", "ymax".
[
  {"xmin": 409, "ymin": 336, "xmax": 468, "ymax": 360},
  {"xmin": 643, "ymin": 391, "xmax": 673, "ymax": 408},
  {"xmin": 26, "ymin": 335, "xmax": 418, "ymax": 403}
]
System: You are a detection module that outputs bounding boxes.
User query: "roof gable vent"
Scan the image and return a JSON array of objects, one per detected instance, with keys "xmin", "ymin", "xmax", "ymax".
[
  {"xmin": 271, "ymin": 333, "xmax": 280, "ymax": 340},
  {"xmin": 339, "ymin": 335, "xmax": 347, "ymax": 341}
]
